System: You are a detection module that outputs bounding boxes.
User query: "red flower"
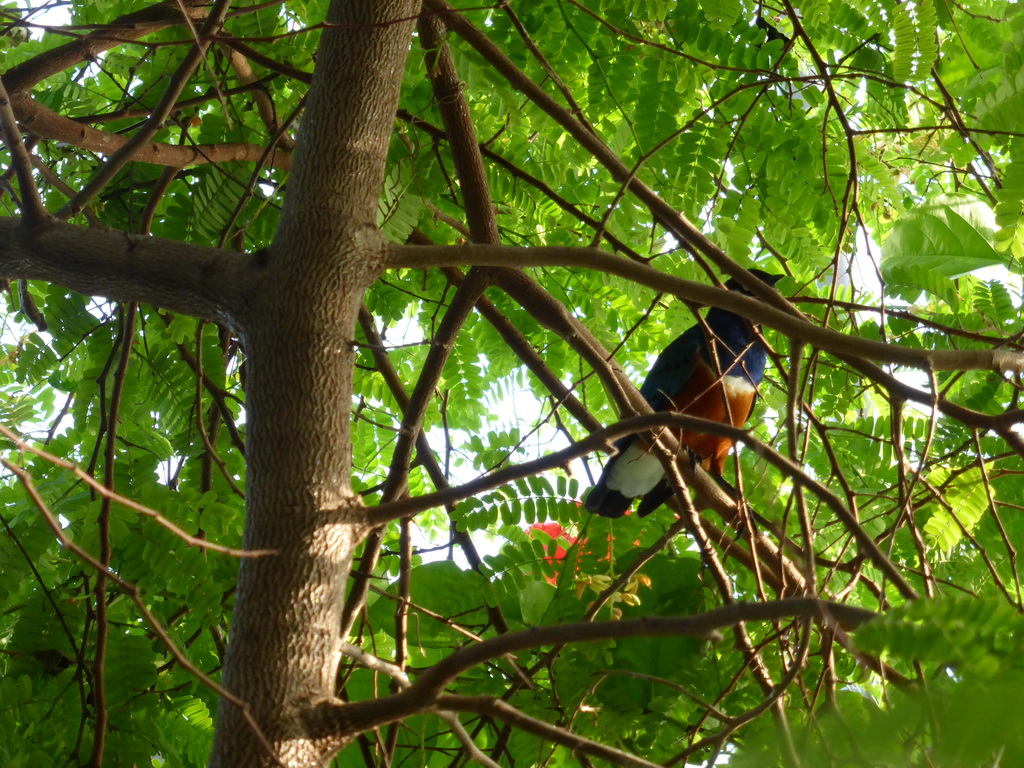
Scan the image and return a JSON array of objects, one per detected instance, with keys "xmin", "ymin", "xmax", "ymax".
[{"xmin": 527, "ymin": 522, "xmax": 577, "ymax": 584}]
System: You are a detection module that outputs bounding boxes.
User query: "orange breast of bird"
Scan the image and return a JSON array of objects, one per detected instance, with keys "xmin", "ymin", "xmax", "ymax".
[{"xmin": 660, "ymin": 356, "xmax": 757, "ymax": 475}]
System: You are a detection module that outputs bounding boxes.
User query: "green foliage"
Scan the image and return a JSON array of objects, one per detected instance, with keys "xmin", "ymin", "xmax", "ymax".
[
  {"xmin": 739, "ymin": 597, "xmax": 1024, "ymax": 767},
  {"xmin": 881, "ymin": 197, "xmax": 1007, "ymax": 284},
  {"xmin": 2, "ymin": 0, "xmax": 1023, "ymax": 765},
  {"xmin": 921, "ymin": 467, "xmax": 990, "ymax": 551},
  {"xmin": 994, "ymin": 153, "xmax": 1024, "ymax": 256},
  {"xmin": 892, "ymin": 0, "xmax": 939, "ymax": 83}
]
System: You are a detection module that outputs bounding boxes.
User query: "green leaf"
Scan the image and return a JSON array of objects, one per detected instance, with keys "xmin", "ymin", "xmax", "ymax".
[
  {"xmin": 881, "ymin": 197, "xmax": 1006, "ymax": 284},
  {"xmin": 922, "ymin": 467, "xmax": 990, "ymax": 551}
]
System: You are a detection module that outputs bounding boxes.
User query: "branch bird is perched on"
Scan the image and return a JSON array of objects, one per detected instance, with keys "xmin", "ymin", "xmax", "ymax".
[{"xmin": 586, "ymin": 269, "xmax": 782, "ymax": 518}]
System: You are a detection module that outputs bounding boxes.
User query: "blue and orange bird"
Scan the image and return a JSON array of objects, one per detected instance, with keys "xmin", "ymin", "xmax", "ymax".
[{"xmin": 585, "ymin": 270, "xmax": 781, "ymax": 518}]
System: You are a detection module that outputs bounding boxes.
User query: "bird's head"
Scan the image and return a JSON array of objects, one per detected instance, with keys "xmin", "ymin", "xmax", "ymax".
[{"xmin": 723, "ymin": 269, "xmax": 783, "ymax": 294}]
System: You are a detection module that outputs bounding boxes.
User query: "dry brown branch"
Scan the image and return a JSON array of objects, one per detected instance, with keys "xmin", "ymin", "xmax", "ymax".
[
  {"xmin": 388, "ymin": 243, "xmax": 1024, "ymax": 379},
  {"xmin": 370, "ymin": 410, "xmax": 917, "ymax": 599},
  {"xmin": 309, "ymin": 597, "xmax": 876, "ymax": 740},
  {"xmin": 13, "ymin": 95, "xmax": 292, "ymax": 170},
  {"xmin": 0, "ymin": 77, "xmax": 48, "ymax": 222}
]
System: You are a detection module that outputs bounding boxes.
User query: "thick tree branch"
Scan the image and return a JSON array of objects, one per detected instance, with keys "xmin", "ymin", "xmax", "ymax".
[
  {"xmin": 418, "ymin": 15, "xmax": 500, "ymax": 244},
  {"xmin": 270, "ymin": 3, "xmax": 417, "ymax": 249},
  {"xmin": 387, "ymin": 243, "xmax": 1024, "ymax": 378},
  {"xmin": 14, "ymin": 94, "xmax": 292, "ymax": 170},
  {"xmin": 0, "ymin": 218, "xmax": 251, "ymax": 325},
  {"xmin": 379, "ymin": 20, "xmax": 504, "ymax": 501},
  {"xmin": 207, "ymin": 2, "xmax": 422, "ymax": 764},
  {"xmin": 308, "ymin": 598, "xmax": 876, "ymax": 739},
  {"xmin": 0, "ymin": 78, "xmax": 47, "ymax": 222}
]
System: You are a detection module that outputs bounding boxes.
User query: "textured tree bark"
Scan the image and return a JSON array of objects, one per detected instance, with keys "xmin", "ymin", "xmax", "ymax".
[
  {"xmin": 206, "ymin": 1, "xmax": 421, "ymax": 766},
  {"xmin": 0, "ymin": 220, "xmax": 251, "ymax": 323}
]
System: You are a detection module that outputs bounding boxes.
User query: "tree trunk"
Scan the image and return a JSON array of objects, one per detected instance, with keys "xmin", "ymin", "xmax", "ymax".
[{"xmin": 208, "ymin": 2, "xmax": 420, "ymax": 765}]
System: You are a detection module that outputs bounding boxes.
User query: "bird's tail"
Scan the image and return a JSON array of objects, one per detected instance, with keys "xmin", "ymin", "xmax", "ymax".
[{"xmin": 584, "ymin": 466, "xmax": 634, "ymax": 518}]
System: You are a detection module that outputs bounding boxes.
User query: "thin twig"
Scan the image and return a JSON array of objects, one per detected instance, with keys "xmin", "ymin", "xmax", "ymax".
[
  {"xmin": 1, "ymin": 458, "xmax": 286, "ymax": 767},
  {"xmin": 0, "ymin": 424, "xmax": 265, "ymax": 558},
  {"xmin": 58, "ymin": 0, "xmax": 235, "ymax": 218}
]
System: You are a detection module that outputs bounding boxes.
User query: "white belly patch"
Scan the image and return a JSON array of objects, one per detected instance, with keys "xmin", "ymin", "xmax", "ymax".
[
  {"xmin": 722, "ymin": 374, "xmax": 756, "ymax": 399},
  {"xmin": 605, "ymin": 442, "xmax": 665, "ymax": 498}
]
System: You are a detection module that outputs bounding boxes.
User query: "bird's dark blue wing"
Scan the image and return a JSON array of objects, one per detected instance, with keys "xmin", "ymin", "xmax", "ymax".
[
  {"xmin": 584, "ymin": 326, "xmax": 705, "ymax": 518},
  {"xmin": 638, "ymin": 325, "xmax": 705, "ymax": 409}
]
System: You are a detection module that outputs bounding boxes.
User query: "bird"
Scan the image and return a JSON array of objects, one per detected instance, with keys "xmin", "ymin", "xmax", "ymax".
[{"xmin": 585, "ymin": 269, "xmax": 781, "ymax": 518}]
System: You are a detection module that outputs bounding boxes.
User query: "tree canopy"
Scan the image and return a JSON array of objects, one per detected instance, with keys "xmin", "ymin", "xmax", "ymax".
[{"xmin": 1, "ymin": 0, "xmax": 1023, "ymax": 766}]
